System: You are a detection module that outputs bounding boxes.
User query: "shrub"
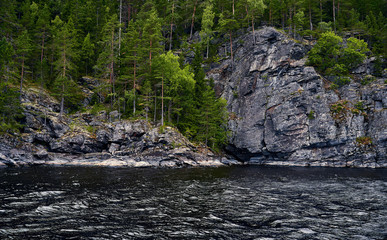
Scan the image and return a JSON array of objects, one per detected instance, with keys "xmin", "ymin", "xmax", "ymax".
[
  {"xmin": 330, "ymin": 100, "xmax": 350, "ymax": 122},
  {"xmin": 361, "ymin": 75, "xmax": 376, "ymax": 85},
  {"xmin": 308, "ymin": 110, "xmax": 315, "ymax": 120},
  {"xmin": 308, "ymin": 32, "xmax": 370, "ymax": 76},
  {"xmin": 356, "ymin": 136, "xmax": 372, "ymax": 146}
]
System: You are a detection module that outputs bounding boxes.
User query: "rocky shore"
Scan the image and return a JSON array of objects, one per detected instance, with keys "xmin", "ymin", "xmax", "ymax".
[{"xmin": 0, "ymin": 87, "xmax": 237, "ymax": 168}]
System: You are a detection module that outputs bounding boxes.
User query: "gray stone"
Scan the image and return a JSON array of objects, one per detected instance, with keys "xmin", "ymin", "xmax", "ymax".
[{"xmin": 207, "ymin": 27, "xmax": 387, "ymax": 167}]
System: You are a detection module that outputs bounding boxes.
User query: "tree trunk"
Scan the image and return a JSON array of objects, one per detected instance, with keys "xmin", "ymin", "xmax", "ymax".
[
  {"xmin": 60, "ymin": 45, "xmax": 67, "ymax": 120},
  {"xmin": 337, "ymin": 0, "xmax": 340, "ymax": 27},
  {"xmin": 119, "ymin": 0, "xmax": 122, "ymax": 57},
  {"xmin": 149, "ymin": 39, "xmax": 152, "ymax": 72},
  {"xmin": 127, "ymin": 3, "xmax": 131, "ymax": 27},
  {"xmin": 19, "ymin": 56, "xmax": 24, "ymax": 101},
  {"xmin": 269, "ymin": 1, "xmax": 272, "ymax": 26},
  {"xmin": 293, "ymin": 6, "xmax": 296, "ymax": 38},
  {"xmin": 205, "ymin": 107, "xmax": 209, "ymax": 147},
  {"xmin": 246, "ymin": 6, "xmax": 249, "ymax": 28},
  {"xmin": 289, "ymin": 7, "xmax": 292, "ymax": 35},
  {"xmin": 206, "ymin": 41, "xmax": 209, "ymax": 59},
  {"xmin": 60, "ymin": 83, "xmax": 64, "ymax": 119},
  {"xmin": 232, "ymin": 0, "xmax": 235, "ymax": 16},
  {"xmin": 252, "ymin": 15, "xmax": 255, "ymax": 45},
  {"xmin": 161, "ymin": 76, "xmax": 164, "ymax": 126},
  {"xmin": 189, "ymin": 0, "xmax": 197, "ymax": 40},
  {"xmin": 229, "ymin": 31, "xmax": 233, "ymax": 70},
  {"xmin": 154, "ymin": 86, "xmax": 157, "ymax": 123},
  {"xmin": 168, "ymin": 100, "xmax": 172, "ymax": 124},
  {"xmin": 133, "ymin": 52, "xmax": 136, "ymax": 116},
  {"xmin": 110, "ymin": 29, "xmax": 115, "ymax": 108},
  {"xmin": 333, "ymin": 0, "xmax": 336, "ymax": 33},
  {"xmin": 40, "ymin": 31, "xmax": 45, "ymax": 101},
  {"xmin": 309, "ymin": 1, "xmax": 313, "ymax": 30},
  {"xmin": 169, "ymin": 3, "xmax": 174, "ymax": 51}
]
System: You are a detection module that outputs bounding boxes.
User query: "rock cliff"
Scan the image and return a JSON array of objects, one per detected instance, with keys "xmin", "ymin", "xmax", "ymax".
[
  {"xmin": 207, "ymin": 27, "xmax": 386, "ymax": 168},
  {"xmin": 0, "ymin": 88, "xmax": 229, "ymax": 168}
]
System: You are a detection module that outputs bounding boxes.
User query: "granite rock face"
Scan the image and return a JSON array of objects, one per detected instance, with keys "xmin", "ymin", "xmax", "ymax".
[
  {"xmin": 207, "ymin": 27, "xmax": 386, "ymax": 168},
  {"xmin": 0, "ymin": 88, "xmax": 231, "ymax": 168}
]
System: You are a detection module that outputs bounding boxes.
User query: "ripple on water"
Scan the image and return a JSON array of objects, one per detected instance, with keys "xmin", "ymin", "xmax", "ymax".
[{"xmin": 0, "ymin": 166, "xmax": 386, "ymax": 239}]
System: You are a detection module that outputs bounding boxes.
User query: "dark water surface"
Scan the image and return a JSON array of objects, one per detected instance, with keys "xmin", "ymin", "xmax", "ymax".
[{"xmin": 0, "ymin": 166, "xmax": 386, "ymax": 240}]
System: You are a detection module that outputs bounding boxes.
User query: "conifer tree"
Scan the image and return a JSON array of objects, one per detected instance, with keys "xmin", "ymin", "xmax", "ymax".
[
  {"xmin": 122, "ymin": 20, "xmax": 141, "ymax": 116},
  {"xmin": 0, "ymin": 39, "xmax": 23, "ymax": 131},
  {"xmin": 197, "ymin": 84, "xmax": 228, "ymax": 150},
  {"xmin": 52, "ymin": 16, "xmax": 80, "ymax": 118},
  {"xmin": 138, "ymin": 3, "xmax": 163, "ymax": 71},
  {"xmin": 35, "ymin": 3, "xmax": 51, "ymax": 92},
  {"xmin": 219, "ymin": 11, "xmax": 239, "ymax": 67},
  {"xmin": 166, "ymin": 0, "xmax": 181, "ymax": 51},
  {"xmin": 247, "ymin": 0, "xmax": 266, "ymax": 42},
  {"xmin": 81, "ymin": 33, "xmax": 95, "ymax": 76},
  {"xmin": 94, "ymin": 13, "xmax": 120, "ymax": 109},
  {"xmin": 15, "ymin": 30, "xmax": 32, "ymax": 100},
  {"xmin": 200, "ymin": 2, "xmax": 215, "ymax": 59}
]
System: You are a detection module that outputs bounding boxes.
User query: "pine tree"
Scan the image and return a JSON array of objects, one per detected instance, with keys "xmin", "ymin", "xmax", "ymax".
[
  {"xmin": 197, "ymin": 84, "xmax": 228, "ymax": 150},
  {"xmin": 52, "ymin": 16, "xmax": 80, "ymax": 118},
  {"xmin": 81, "ymin": 33, "xmax": 95, "ymax": 76},
  {"xmin": 122, "ymin": 20, "xmax": 141, "ymax": 116},
  {"xmin": 200, "ymin": 2, "xmax": 215, "ymax": 59},
  {"xmin": 138, "ymin": 3, "xmax": 163, "ymax": 71},
  {"xmin": 166, "ymin": 0, "xmax": 181, "ymax": 51},
  {"xmin": 15, "ymin": 30, "xmax": 32, "ymax": 101},
  {"xmin": 34, "ymin": 3, "xmax": 51, "ymax": 93},
  {"xmin": 94, "ymin": 13, "xmax": 120, "ymax": 109},
  {"xmin": 247, "ymin": 0, "xmax": 266, "ymax": 42},
  {"xmin": 0, "ymin": 37, "xmax": 23, "ymax": 132},
  {"xmin": 218, "ymin": 11, "xmax": 239, "ymax": 68}
]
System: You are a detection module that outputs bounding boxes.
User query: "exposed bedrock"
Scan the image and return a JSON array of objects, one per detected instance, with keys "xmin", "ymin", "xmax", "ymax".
[{"xmin": 207, "ymin": 27, "xmax": 386, "ymax": 168}]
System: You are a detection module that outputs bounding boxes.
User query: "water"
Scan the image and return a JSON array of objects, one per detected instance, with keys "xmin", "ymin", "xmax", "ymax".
[{"xmin": 0, "ymin": 166, "xmax": 386, "ymax": 240}]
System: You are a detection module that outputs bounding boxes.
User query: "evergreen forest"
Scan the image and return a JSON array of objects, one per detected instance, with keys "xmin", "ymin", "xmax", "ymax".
[{"xmin": 0, "ymin": 0, "xmax": 386, "ymax": 150}]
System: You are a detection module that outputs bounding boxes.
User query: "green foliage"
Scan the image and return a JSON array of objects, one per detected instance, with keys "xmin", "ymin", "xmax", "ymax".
[
  {"xmin": 153, "ymin": 51, "xmax": 195, "ymax": 125},
  {"xmin": 81, "ymin": 33, "xmax": 95, "ymax": 76},
  {"xmin": 308, "ymin": 31, "xmax": 343, "ymax": 73},
  {"xmin": 361, "ymin": 75, "xmax": 376, "ymax": 85},
  {"xmin": 52, "ymin": 16, "xmax": 83, "ymax": 115},
  {"xmin": 200, "ymin": 2, "xmax": 215, "ymax": 58},
  {"xmin": 330, "ymin": 100, "xmax": 350, "ymax": 122},
  {"xmin": 317, "ymin": 22, "xmax": 332, "ymax": 33},
  {"xmin": 341, "ymin": 37, "xmax": 369, "ymax": 69},
  {"xmin": 356, "ymin": 136, "xmax": 372, "ymax": 146},
  {"xmin": 90, "ymin": 103, "xmax": 107, "ymax": 115},
  {"xmin": 354, "ymin": 101, "xmax": 365, "ymax": 111},
  {"xmin": 0, "ymin": 83, "xmax": 24, "ymax": 133},
  {"xmin": 308, "ymin": 110, "xmax": 315, "ymax": 120},
  {"xmin": 308, "ymin": 32, "xmax": 370, "ymax": 79}
]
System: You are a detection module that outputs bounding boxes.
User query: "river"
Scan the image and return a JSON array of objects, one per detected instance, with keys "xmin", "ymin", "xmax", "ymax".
[{"xmin": 0, "ymin": 166, "xmax": 386, "ymax": 239}]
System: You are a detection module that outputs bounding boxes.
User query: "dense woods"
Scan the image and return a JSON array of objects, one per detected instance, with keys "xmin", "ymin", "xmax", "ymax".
[{"xmin": 0, "ymin": 0, "xmax": 386, "ymax": 149}]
